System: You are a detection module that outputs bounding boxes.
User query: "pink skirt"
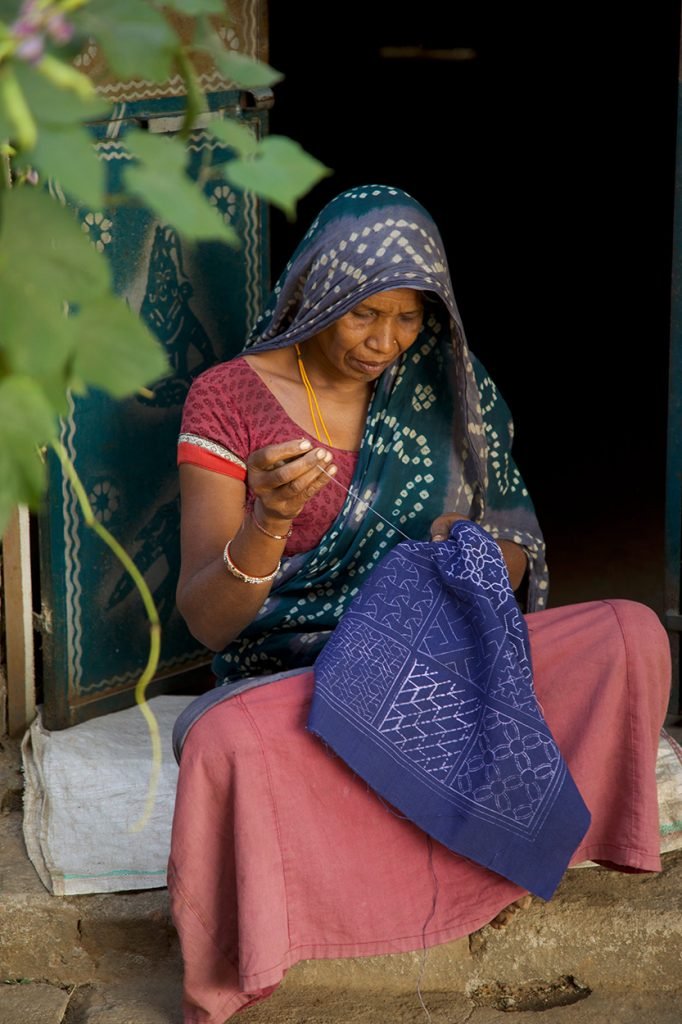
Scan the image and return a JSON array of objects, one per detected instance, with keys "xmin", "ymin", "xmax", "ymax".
[{"xmin": 168, "ymin": 599, "xmax": 671, "ymax": 1024}]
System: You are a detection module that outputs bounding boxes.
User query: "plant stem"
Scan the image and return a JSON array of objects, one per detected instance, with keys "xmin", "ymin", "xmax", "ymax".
[{"xmin": 51, "ymin": 438, "xmax": 162, "ymax": 833}]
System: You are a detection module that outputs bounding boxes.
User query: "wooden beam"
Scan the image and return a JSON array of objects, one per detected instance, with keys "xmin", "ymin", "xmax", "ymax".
[{"xmin": 3, "ymin": 506, "xmax": 36, "ymax": 736}]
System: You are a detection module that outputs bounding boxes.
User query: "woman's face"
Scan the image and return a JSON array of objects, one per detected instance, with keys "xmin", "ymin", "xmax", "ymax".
[{"xmin": 307, "ymin": 288, "xmax": 425, "ymax": 383}]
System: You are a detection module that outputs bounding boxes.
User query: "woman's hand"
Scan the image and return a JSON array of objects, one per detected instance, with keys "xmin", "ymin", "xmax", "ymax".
[
  {"xmin": 430, "ymin": 512, "xmax": 470, "ymax": 542},
  {"xmin": 248, "ymin": 438, "xmax": 336, "ymax": 527},
  {"xmin": 430, "ymin": 512, "xmax": 528, "ymax": 592}
]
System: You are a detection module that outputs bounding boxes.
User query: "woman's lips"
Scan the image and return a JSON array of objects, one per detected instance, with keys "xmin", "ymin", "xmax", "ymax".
[{"xmin": 349, "ymin": 356, "xmax": 389, "ymax": 374}]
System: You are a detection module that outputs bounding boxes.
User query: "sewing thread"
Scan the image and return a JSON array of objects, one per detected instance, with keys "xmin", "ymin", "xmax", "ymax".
[{"xmin": 319, "ymin": 464, "xmax": 414, "ymax": 541}]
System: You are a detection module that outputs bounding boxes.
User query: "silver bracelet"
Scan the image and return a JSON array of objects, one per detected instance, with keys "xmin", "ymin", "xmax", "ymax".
[
  {"xmin": 223, "ymin": 539, "xmax": 280, "ymax": 585},
  {"xmin": 250, "ymin": 505, "xmax": 293, "ymax": 541}
]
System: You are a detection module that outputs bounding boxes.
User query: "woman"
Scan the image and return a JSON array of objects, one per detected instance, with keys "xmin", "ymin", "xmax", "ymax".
[{"xmin": 169, "ymin": 185, "xmax": 670, "ymax": 1024}]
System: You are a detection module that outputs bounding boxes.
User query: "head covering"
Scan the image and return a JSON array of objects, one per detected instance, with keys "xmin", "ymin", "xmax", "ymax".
[
  {"xmin": 213, "ymin": 184, "xmax": 547, "ymax": 684},
  {"xmin": 246, "ymin": 183, "xmax": 462, "ymax": 351},
  {"xmin": 309, "ymin": 518, "xmax": 589, "ymax": 900}
]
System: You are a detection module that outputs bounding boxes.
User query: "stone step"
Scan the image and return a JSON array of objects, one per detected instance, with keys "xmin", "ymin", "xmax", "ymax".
[
  {"xmin": 2, "ymin": 797, "xmax": 682, "ymax": 999},
  {"xmin": 2, "ymin": 975, "xmax": 682, "ymax": 1024},
  {"xmin": 0, "ymin": 810, "xmax": 180, "ymax": 985},
  {"xmin": 3, "ymin": 717, "xmax": 682, "ymax": 1023}
]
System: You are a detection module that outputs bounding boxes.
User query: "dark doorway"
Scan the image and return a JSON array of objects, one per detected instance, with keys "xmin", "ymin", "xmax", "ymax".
[{"xmin": 268, "ymin": 2, "xmax": 680, "ymax": 615}]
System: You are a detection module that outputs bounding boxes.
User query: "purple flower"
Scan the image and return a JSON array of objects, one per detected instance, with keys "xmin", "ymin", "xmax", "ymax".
[
  {"xmin": 11, "ymin": 1, "xmax": 74, "ymax": 63},
  {"xmin": 47, "ymin": 14, "xmax": 74, "ymax": 45},
  {"xmin": 15, "ymin": 35, "xmax": 43, "ymax": 63}
]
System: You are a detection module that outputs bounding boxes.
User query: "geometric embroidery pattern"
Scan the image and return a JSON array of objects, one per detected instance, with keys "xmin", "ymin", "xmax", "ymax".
[{"xmin": 311, "ymin": 520, "xmax": 591, "ymax": 900}]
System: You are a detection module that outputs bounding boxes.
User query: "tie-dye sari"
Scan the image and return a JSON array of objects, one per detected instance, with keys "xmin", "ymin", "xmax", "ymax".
[{"xmin": 212, "ymin": 184, "xmax": 547, "ymax": 684}]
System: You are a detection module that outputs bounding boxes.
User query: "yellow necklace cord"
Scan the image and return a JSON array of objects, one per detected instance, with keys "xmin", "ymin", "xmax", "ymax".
[{"xmin": 295, "ymin": 343, "xmax": 333, "ymax": 447}]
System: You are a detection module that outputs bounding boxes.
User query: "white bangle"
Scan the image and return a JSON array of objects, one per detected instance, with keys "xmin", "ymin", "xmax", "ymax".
[{"xmin": 222, "ymin": 539, "xmax": 280, "ymax": 585}]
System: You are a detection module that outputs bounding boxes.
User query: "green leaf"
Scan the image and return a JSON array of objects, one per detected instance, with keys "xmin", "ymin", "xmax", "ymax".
[
  {"xmin": 207, "ymin": 116, "xmax": 258, "ymax": 158},
  {"xmin": 74, "ymin": 0, "xmax": 177, "ymax": 83},
  {"xmin": 14, "ymin": 61, "xmax": 112, "ymax": 127},
  {"xmin": 0, "ymin": 279, "xmax": 74, "ymax": 380},
  {"xmin": 17, "ymin": 123, "xmax": 106, "ymax": 210},
  {"xmin": 224, "ymin": 135, "xmax": 332, "ymax": 219},
  {"xmin": 209, "ymin": 49, "xmax": 282, "ymax": 89},
  {"xmin": 163, "ymin": 0, "xmax": 225, "ymax": 13},
  {"xmin": 0, "ymin": 187, "xmax": 110, "ymax": 306},
  {"xmin": 192, "ymin": 18, "xmax": 282, "ymax": 88},
  {"xmin": 124, "ymin": 130, "xmax": 238, "ymax": 244},
  {"xmin": 71, "ymin": 295, "xmax": 169, "ymax": 397},
  {"xmin": 0, "ymin": 188, "xmax": 111, "ymax": 403},
  {"xmin": 0, "ymin": 376, "xmax": 56, "ymax": 535}
]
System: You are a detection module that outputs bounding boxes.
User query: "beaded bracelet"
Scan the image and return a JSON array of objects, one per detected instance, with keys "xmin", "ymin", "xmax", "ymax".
[
  {"xmin": 250, "ymin": 506, "xmax": 293, "ymax": 541},
  {"xmin": 223, "ymin": 539, "xmax": 280, "ymax": 585}
]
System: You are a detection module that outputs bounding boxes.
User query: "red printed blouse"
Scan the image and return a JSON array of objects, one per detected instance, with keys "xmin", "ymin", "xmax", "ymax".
[{"xmin": 178, "ymin": 357, "xmax": 359, "ymax": 555}]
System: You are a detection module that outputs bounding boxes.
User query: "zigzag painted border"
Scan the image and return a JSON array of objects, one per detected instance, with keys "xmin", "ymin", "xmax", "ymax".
[
  {"xmin": 60, "ymin": 393, "xmax": 85, "ymax": 695},
  {"xmin": 93, "ymin": 2, "xmax": 261, "ymax": 102}
]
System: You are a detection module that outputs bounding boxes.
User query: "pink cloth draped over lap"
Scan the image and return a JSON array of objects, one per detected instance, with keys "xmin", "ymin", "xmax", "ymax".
[{"xmin": 168, "ymin": 599, "xmax": 671, "ymax": 1024}]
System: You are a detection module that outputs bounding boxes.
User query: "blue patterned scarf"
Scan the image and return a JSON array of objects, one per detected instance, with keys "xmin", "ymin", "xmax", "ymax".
[
  {"xmin": 213, "ymin": 185, "xmax": 548, "ymax": 684},
  {"xmin": 309, "ymin": 519, "xmax": 590, "ymax": 899}
]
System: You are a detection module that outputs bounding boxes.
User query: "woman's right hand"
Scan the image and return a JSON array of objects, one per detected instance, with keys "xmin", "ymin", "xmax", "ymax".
[{"xmin": 247, "ymin": 438, "xmax": 336, "ymax": 525}]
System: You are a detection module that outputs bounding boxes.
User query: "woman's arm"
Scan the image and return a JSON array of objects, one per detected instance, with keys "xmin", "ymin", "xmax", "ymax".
[
  {"xmin": 429, "ymin": 513, "xmax": 528, "ymax": 593},
  {"xmin": 176, "ymin": 439, "xmax": 335, "ymax": 650}
]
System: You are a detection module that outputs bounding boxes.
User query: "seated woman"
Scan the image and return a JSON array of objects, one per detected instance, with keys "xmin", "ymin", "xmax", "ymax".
[{"xmin": 169, "ymin": 184, "xmax": 671, "ymax": 1024}]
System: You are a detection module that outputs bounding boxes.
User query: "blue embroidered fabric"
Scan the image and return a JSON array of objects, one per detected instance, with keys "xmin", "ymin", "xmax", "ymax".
[{"xmin": 308, "ymin": 520, "xmax": 591, "ymax": 900}]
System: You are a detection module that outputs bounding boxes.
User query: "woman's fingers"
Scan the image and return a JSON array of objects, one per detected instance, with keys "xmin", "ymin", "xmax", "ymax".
[
  {"xmin": 430, "ymin": 512, "xmax": 470, "ymax": 542},
  {"xmin": 267, "ymin": 448, "xmax": 333, "ymax": 489},
  {"xmin": 247, "ymin": 438, "xmax": 314, "ymax": 472},
  {"xmin": 247, "ymin": 439, "xmax": 336, "ymax": 518}
]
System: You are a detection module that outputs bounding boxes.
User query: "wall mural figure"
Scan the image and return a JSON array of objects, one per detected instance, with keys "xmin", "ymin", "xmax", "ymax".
[
  {"xmin": 107, "ymin": 496, "xmax": 182, "ymax": 624},
  {"xmin": 139, "ymin": 225, "xmax": 216, "ymax": 408}
]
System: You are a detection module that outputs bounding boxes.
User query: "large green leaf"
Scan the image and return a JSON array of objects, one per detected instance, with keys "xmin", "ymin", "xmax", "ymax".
[
  {"xmin": 208, "ymin": 116, "xmax": 258, "ymax": 158},
  {"xmin": 0, "ymin": 187, "xmax": 110, "ymax": 305},
  {"xmin": 74, "ymin": 0, "xmax": 178, "ymax": 83},
  {"xmin": 209, "ymin": 49, "xmax": 282, "ymax": 89},
  {"xmin": 71, "ymin": 295, "xmax": 169, "ymax": 397},
  {"xmin": 0, "ymin": 375, "xmax": 56, "ymax": 536},
  {"xmin": 192, "ymin": 17, "xmax": 282, "ymax": 88},
  {"xmin": 17, "ymin": 123, "xmax": 106, "ymax": 210},
  {"xmin": 124, "ymin": 130, "xmax": 238, "ymax": 244},
  {"xmin": 225, "ymin": 135, "xmax": 332, "ymax": 219},
  {"xmin": 0, "ymin": 281, "xmax": 74, "ymax": 379},
  {"xmin": 14, "ymin": 61, "xmax": 111, "ymax": 128}
]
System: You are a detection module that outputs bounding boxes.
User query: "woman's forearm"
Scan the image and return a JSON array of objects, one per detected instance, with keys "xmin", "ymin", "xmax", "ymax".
[
  {"xmin": 176, "ymin": 512, "xmax": 290, "ymax": 651},
  {"xmin": 497, "ymin": 539, "xmax": 529, "ymax": 592}
]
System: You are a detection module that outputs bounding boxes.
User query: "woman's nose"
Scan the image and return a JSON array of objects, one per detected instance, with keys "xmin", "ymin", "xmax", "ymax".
[{"xmin": 366, "ymin": 321, "xmax": 395, "ymax": 352}]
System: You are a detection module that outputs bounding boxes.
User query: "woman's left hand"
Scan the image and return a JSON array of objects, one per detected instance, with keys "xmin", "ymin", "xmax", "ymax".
[
  {"xmin": 430, "ymin": 513, "xmax": 470, "ymax": 542},
  {"xmin": 430, "ymin": 512, "xmax": 528, "ymax": 591}
]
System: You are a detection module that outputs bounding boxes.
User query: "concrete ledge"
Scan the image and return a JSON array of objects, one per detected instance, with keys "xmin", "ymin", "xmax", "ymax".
[
  {"xmin": 2, "ymin": 781, "xmax": 681, "ymax": 1000},
  {"xmin": 277, "ymin": 851, "xmax": 682, "ymax": 997},
  {"xmin": 0, "ymin": 982, "xmax": 70, "ymax": 1024},
  {"xmin": 3, "ymin": 979, "xmax": 682, "ymax": 1024},
  {"xmin": 0, "ymin": 812, "xmax": 179, "ymax": 984}
]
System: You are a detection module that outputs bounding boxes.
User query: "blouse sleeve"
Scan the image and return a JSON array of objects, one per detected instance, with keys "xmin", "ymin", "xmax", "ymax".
[{"xmin": 177, "ymin": 364, "xmax": 248, "ymax": 481}]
